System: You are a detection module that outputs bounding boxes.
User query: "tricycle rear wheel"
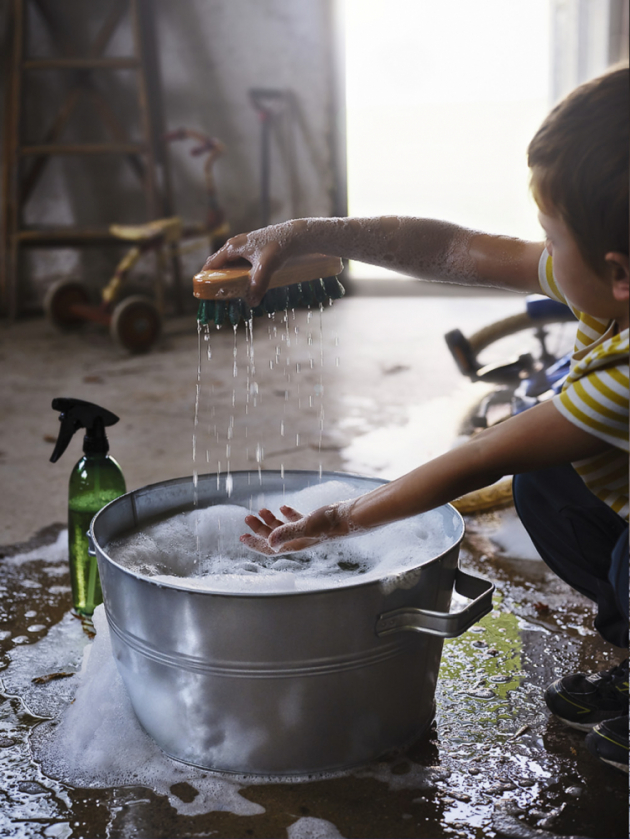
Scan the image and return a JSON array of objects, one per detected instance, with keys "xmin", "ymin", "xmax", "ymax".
[{"xmin": 43, "ymin": 279, "xmax": 91, "ymax": 331}]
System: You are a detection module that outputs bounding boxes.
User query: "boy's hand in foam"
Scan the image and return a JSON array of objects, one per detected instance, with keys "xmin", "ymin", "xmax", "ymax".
[{"xmin": 241, "ymin": 502, "xmax": 354, "ymax": 555}]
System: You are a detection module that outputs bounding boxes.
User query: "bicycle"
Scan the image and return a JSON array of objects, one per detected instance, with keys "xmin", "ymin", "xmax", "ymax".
[
  {"xmin": 44, "ymin": 129, "xmax": 229, "ymax": 353},
  {"xmin": 445, "ymin": 294, "xmax": 577, "ymax": 513}
]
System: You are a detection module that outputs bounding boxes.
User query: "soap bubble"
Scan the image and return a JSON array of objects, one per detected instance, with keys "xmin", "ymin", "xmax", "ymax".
[{"xmin": 106, "ymin": 480, "xmax": 460, "ymax": 594}]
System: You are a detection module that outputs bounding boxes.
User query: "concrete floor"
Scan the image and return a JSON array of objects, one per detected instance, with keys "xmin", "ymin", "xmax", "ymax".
[{"xmin": 0, "ymin": 294, "xmax": 627, "ymax": 838}]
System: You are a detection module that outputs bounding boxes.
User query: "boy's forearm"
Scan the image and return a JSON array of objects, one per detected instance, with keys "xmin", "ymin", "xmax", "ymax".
[
  {"xmin": 287, "ymin": 217, "xmax": 542, "ymax": 293},
  {"xmin": 287, "ymin": 217, "xmax": 479, "ymax": 285},
  {"xmin": 345, "ymin": 400, "xmax": 610, "ymax": 532},
  {"xmin": 347, "ymin": 436, "xmax": 502, "ymax": 531},
  {"xmin": 262, "ymin": 402, "xmax": 610, "ymax": 554}
]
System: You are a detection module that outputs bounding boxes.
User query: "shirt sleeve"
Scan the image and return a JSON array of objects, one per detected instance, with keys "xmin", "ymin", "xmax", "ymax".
[
  {"xmin": 538, "ymin": 248, "xmax": 567, "ymax": 304},
  {"xmin": 553, "ymin": 360, "xmax": 630, "ymax": 452}
]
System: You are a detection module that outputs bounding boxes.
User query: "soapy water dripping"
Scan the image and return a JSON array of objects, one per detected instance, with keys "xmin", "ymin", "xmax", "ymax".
[
  {"xmin": 192, "ymin": 323, "xmax": 203, "ymax": 559},
  {"xmin": 317, "ymin": 303, "xmax": 326, "ymax": 477},
  {"xmin": 193, "ymin": 302, "xmax": 335, "ymax": 557}
]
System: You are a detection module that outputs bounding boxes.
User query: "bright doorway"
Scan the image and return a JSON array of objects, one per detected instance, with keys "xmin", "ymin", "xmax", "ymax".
[{"xmin": 342, "ymin": 0, "xmax": 552, "ymax": 278}]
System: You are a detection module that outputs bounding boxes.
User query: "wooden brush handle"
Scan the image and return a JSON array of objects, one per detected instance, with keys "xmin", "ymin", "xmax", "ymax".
[{"xmin": 193, "ymin": 254, "xmax": 343, "ymax": 300}]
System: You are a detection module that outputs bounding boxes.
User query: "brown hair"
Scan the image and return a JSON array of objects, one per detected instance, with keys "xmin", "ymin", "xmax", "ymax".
[{"xmin": 528, "ymin": 65, "xmax": 629, "ymax": 276}]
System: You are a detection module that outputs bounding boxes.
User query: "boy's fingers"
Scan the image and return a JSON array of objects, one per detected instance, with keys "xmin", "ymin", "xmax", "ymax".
[
  {"xmin": 246, "ymin": 262, "xmax": 272, "ymax": 306},
  {"xmin": 273, "ymin": 536, "xmax": 321, "ymax": 553},
  {"xmin": 202, "ymin": 250, "xmax": 226, "ymax": 270},
  {"xmin": 240, "ymin": 532, "xmax": 316, "ymax": 556},
  {"xmin": 203, "ymin": 235, "xmax": 248, "ymax": 269},
  {"xmin": 203, "ymin": 243, "xmax": 234, "ymax": 270},
  {"xmin": 258, "ymin": 508, "xmax": 285, "ymax": 528},
  {"xmin": 245, "ymin": 242, "xmax": 284, "ymax": 306},
  {"xmin": 267, "ymin": 520, "xmax": 307, "ymax": 549},
  {"xmin": 240, "ymin": 533, "xmax": 275, "ymax": 555},
  {"xmin": 244, "ymin": 514, "xmax": 272, "ymax": 539},
  {"xmin": 279, "ymin": 505, "xmax": 303, "ymax": 522}
]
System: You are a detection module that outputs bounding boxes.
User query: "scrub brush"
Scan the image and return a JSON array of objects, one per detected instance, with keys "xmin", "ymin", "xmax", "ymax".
[{"xmin": 193, "ymin": 254, "xmax": 345, "ymax": 327}]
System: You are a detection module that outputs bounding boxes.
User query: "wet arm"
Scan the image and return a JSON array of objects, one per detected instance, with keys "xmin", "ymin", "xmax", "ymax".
[
  {"xmin": 205, "ymin": 216, "xmax": 545, "ymax": 304},
  {"xmin": 256, "ymin": 402, "xmax": 610, "ymax": 553},
  {"xmin": 346, "ymin": 400, "xmax": 608, "ymax": 530}
]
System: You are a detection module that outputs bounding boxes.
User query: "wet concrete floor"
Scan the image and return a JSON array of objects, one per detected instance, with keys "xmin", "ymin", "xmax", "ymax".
[{"xmin": 0, "ymin": 294, "xmax": 627, "ymax": 837}]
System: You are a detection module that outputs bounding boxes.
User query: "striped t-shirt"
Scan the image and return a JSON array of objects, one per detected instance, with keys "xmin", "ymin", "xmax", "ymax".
[{"xmin": 538, "ymin": 249, "xmax": 629, "ymax": 521}]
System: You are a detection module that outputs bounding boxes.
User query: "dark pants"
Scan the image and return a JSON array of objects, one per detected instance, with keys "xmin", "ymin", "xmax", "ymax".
[{"xmin": 513, "ymin": 465, "xmax": 628, "ymax": 649}]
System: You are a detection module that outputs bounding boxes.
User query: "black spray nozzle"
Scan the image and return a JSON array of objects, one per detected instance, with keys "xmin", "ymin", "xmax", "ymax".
[{"xmin": 50, "ymin": 398, "xmax": 120, "ymax": 463}]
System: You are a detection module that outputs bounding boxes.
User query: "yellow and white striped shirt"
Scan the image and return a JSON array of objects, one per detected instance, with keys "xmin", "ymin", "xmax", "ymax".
[{"xmin": 539, "ymin": 249, "xmax": 629, "ymax": 521}]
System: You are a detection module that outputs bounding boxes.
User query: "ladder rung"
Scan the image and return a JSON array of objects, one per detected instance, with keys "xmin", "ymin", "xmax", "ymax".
[
  {"xmin": 16, "ymin": 227, "xmax": 125, "ymax": 246},
  {"xmin": 21, "ymin": 143, "xmax": 147, "ymax": 156},
  {"xmin": 23, "ymin": 57, "xmax": 141, "ymax": 70}
]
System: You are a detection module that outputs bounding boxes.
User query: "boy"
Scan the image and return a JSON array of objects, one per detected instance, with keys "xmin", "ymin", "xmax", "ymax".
[{"xmin": 203, "ymin": 66, "xmax": 629, "ymax": 771}]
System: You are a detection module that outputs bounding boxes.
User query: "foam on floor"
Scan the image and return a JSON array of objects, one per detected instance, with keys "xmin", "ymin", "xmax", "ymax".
[
  {"xmin": 28, "ymin": 606, "xmax": 265, "ymax": 817},
  {"xmin": 287, "ymin": 816, "xmax": 346, "ymax": 838},
  {"xmin": 486, "ymin": 507, "xmax": 541, "ymax": 560}
]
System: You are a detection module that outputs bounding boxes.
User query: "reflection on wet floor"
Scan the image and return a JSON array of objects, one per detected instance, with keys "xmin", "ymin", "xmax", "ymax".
[{"xmin": 0, "ymin": 516, "xmax": 626, "ymax": 839}]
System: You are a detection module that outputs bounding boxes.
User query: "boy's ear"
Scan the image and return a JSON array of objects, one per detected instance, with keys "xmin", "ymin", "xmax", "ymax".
[{"xmin": 605, "ymin": 252, "xmax": 629, "ymax": 303}]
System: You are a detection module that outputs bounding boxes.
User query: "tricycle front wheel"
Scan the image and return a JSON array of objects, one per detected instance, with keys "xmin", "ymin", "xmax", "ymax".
[{"xmin": 110, "ymin": 295, "xmax": 161, "ymax": 353}]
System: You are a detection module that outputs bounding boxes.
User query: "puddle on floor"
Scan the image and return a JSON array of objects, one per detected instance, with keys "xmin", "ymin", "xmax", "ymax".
[{"xmin": 0, "ymin": 519, "xmax": 627, "ymax": 839}]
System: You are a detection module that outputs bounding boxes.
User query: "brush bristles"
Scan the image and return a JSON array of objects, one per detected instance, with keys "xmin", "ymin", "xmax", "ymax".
[{"xmin": 197, "ymin": 277, "xmax": 345, "ymax": 326}]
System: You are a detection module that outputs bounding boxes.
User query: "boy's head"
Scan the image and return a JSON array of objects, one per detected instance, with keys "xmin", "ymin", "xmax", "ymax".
[{"xmin": 527, "ymin": 65, "xmax": 629, "ymax": 280}]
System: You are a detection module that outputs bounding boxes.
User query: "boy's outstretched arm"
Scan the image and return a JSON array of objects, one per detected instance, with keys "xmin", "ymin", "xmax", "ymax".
[
  {"xmin": 203, "ymin": 217, "xmax": 544, "ymax": 306},
  {"xmin": 241, "ymin": 402, "xmax": 610, "ymax": 555}
]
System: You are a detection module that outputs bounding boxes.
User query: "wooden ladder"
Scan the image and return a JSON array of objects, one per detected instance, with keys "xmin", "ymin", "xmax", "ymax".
[{"xmin": 1, "ymin": 0, "xmax": 180, "ymax": 317}]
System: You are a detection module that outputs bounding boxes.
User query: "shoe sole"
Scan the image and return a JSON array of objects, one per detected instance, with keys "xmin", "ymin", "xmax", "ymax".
[
  {"xmin": 546, "ymin": 684, "xmax": 626, "ymax": 730},
  {"xmin": 586, "ymin": 729, "xmax": 629, "ymax": 774},
  {"xmin": 554, "ymin": 715, "xmax": 597, "ymax": 732},
  {"xmin": 599, "ymin": 757, "xmax": 629, "ymax": 773}
]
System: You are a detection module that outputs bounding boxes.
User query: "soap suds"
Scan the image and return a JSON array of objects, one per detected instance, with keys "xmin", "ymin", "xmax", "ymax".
[
  {"xmin": 3, "ymin": 529, "xmax": 68, "ymax": 567},
  {"xmin": 287, "ymin": 816, "xmax": 346, "ymax": 838},
  {"xmin": 486, "ymin": 507, "xmax": 541, "ymax": 560},
  {"xmin": 18, "ymin": 606, "xmax": 349, "ymax": 817},
  {"xmin": 105, "ymin": 480, "xmax": 462, "ymax": 594},
  {"xmin": 28, "ymin": 607, "xmax": 264, "ymax": 817}
]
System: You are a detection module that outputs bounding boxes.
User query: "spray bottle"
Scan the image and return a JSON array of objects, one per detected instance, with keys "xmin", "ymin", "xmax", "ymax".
[{"xmin": 50, "ymin": 398, "xmax": 126, "ymax": 616}]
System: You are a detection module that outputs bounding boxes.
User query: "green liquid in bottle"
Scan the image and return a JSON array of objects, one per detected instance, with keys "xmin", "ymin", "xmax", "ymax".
[{"xmin": 68, "ymin": 455, "xmax": 125, "ymax": 616}]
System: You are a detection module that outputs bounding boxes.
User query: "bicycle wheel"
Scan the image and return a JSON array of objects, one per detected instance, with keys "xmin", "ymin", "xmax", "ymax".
[
  {"xmin": 468, "ymin": 310, "xmax": 577, "ymax": 364},
  {"xmin": 451, "ymin": 310, "xmax": 577, "ymax": 514}
]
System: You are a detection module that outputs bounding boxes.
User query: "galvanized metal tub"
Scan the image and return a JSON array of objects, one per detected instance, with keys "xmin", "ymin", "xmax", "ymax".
[{"xmin": 91, "ymin": 470, "xmax": 494, "ymax": 776}]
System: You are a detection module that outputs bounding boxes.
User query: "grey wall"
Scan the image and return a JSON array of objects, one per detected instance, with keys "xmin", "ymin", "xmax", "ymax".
[{"xmin": 0, "ymin": 0, "xmax": 344, "ymax": 312}]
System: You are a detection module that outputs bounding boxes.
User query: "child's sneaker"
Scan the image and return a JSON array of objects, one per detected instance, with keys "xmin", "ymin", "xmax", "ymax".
[
  {"xmin": 544, "ymin": 659, "xmax": 628, "ymax": 730},
  {"xmin": 585, "ymin": 715, "xmax": 629, "ymax": 773}
]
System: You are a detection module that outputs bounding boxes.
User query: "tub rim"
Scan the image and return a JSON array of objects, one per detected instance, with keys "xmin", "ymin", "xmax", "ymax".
[{"xmin": 91, "ymin": 468, "xmax": 465, "ymax": 600}]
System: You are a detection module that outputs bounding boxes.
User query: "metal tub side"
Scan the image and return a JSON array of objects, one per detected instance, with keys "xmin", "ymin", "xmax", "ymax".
[{"xmin": 92, "ymin": 471, "xmax": 490, "ymax": 775}]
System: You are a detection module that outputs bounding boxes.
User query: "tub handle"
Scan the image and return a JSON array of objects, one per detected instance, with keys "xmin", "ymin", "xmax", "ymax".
[
  {"xmin": 376, "ymin": 568, "xmax": 495, "ymax": 639},
  {"xmin": 87, "ymin": 530, "xmax": 97, "ymax": 558}
]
